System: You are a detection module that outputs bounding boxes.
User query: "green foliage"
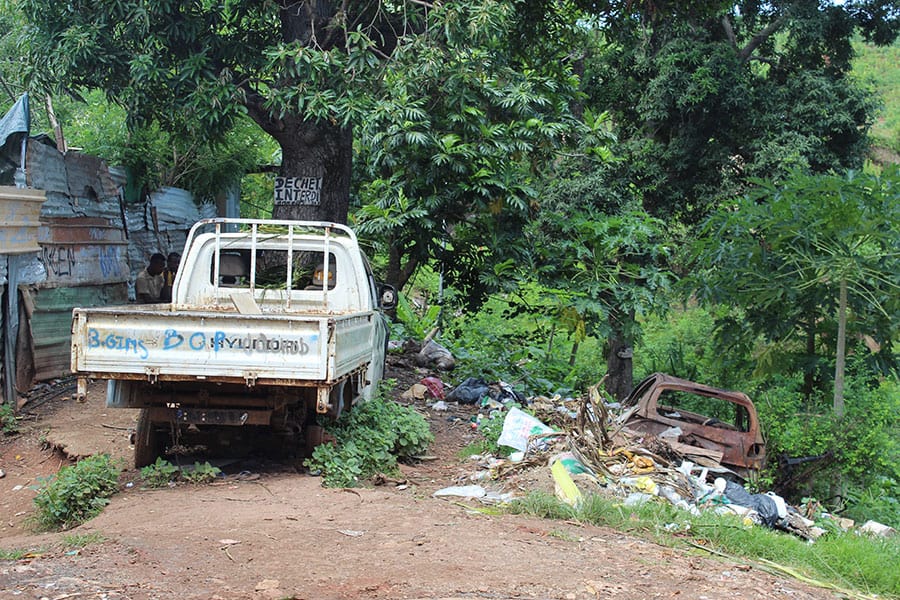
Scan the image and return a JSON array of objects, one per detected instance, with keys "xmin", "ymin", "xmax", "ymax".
[
  {"xmin": 354, "ymin": 0, "xmax": 610, "ymax": 296},
  {"xmin": 140, "ymin": 457, "xmax": 178, "ymax": 488},
  {"xmin": 304, "ymin": 391, "xmax": 433, "ymax": 488},
  {"xmin": 753, "ymin": 371, "xmax": 900, "ymax": 527},
  {"xmin": 582, "ymin": 2, "xmax": 896, "ymax": 224},
  {"xmin": 31, "ymin": 455, "xmax": 121, "ymax": 531},
  {"xmin": 689, "ymin": 167, "xmax": 900, "ymax": 390},
  {"xmin": 511, "ymin": 491, "xmax": 900, "ymax": 597},
  {"xmin": 0, "ymin": 547, "xmax": 35, "ymax": 561},
  {"xmin": 526, "ymin": 200, "xmax": 674, "ymax": 335},
  {"xmin": 442, "ymin": 285, "xmax": 606, "ymax": 396},
  {"xmin": 853, "ymin": 39, "xmax": 900, "ymax": 153},
  {"xmin": 634, "ymin": 304, "xmax": 739, "ymax": 386},
  {"xmin": 181, "ymin": 462, "xmax": 222, "ymax": 484},
  {"xmin": 394, "ymin": 291, "xmax": 441, "ymax": 341},
  {"xmin": 460, "ymin": 412, "xmax": 511, "ymax": 459},
  {"xmin": 0, "ymin": 402, "xmax": 18, "ymax": 435}
]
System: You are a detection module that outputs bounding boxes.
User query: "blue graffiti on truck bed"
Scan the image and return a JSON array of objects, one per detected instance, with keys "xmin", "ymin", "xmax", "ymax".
[
  {"xmin": 87, "ymin": 329, "xmax": 149, "ymax": 359},
  {"xmin": 86, "ymin": 327, "xmax": 315, "ymax": 360}
]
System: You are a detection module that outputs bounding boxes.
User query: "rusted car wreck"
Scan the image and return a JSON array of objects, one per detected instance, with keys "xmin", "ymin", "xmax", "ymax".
[{"xmin": 617, "ymin": 373, "xmax": 766, "ymax": 479}]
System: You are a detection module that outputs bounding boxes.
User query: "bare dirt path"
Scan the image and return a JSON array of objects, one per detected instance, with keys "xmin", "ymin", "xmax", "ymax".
[{"xmin": 1, "ymin": 375, "xmax": 840, "ymax": 600}]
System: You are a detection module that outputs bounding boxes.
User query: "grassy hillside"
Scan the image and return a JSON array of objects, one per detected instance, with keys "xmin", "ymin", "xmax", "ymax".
[{"xmin": 853, "ymin": 39, "xmax": 900, "ymax": 156}]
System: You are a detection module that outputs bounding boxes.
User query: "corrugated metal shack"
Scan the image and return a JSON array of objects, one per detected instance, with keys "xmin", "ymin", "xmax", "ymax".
[{"xmin": 1, "ymin": 137, "xmax": 211, "ymax": 406}]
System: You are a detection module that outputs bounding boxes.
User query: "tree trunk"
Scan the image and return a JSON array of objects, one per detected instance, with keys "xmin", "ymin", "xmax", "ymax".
[
  {"xmin": 833, "ymin": 278, "xmax": 847, "ymax": 418},
  {"xmin": 802, "ymin": 318, "xmax": 816, "ymax": 402},
  {"xmin": 605, "ymin": 309, "xmax": 635, "ymax": 401},
  {"xmin": 268, "ymin": 119, "xmax": 352, "ymax": 224}
]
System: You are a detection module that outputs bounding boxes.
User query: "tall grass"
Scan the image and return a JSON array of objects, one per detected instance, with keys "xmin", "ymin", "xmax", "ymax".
[{"xmin": 510, "ymin": 491, "xmax": 900, "ymax": 597}]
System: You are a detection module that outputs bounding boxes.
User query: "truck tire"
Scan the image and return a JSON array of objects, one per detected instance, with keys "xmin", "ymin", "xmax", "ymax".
[{"xmin": 134, "ymin": 409, "xmax": 163, "ymax": 468}]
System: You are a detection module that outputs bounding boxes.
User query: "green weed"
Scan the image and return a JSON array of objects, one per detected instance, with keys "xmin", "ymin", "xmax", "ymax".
[
  {"xmin": 140, "ymin": 457, "xmax": 179, "ymax": 488},
  {"xmin": 181, "ymin": 462, "xmax": 221, "ymax": 484},
  {"xmin": 0, "ymin": 547, "xmax": 37, "ymax": 560},
  {"xmin": 304, "ymin": 389, "xmax": 433, "ymax": 487},
  {"xmin": 31, "ymin": 454, "xmax": 121, "ymax": 531},
  {"xmin": 62, "ymin": 532, "xmax": 106, "ymax": 549},
  {"xmin": 1, "ymin": 402, "xmax": 18, "ymax": 435}
]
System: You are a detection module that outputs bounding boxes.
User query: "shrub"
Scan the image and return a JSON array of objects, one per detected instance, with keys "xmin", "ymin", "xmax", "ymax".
[
  {"xmin": 181, "ymin": 461, "xmax": 221, "ymax": 484},
  {"xmin": 1, "ymin": 402, "xmax": 18, "ymax": 435},
  {"xmin": 140, "ymin": 457, "xmax": 179, "ymax": 488},
  {"xmin": 32, "ymin": 454, "xmax": 121, "ymax": 530},
  {"xmin": 305, "ymin": 388, "xmax": 433, "ymax": 487}
]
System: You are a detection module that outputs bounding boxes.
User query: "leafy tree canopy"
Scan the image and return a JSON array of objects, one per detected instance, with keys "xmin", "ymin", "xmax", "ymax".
[
  {"xmin": 581, "ymin": 0, "xmax": 899, "ymax": 222},
  {"xmin": 688, "ymin": 166, "xmax": 900, "ymax": 393}
]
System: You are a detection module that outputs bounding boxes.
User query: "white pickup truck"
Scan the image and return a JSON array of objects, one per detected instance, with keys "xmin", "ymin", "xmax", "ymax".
[{"xmin": 70, "ymin": 218, "xmax": 396, "ymax": 467}]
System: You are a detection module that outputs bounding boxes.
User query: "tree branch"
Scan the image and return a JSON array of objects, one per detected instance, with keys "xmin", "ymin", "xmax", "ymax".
[
  {"xmin": 738, "ymin": 14, "xmax": 788, "ymax": 64},
  {"xmin": 721, "ymin": 15, "xmax": 736, "ymax": 48}
]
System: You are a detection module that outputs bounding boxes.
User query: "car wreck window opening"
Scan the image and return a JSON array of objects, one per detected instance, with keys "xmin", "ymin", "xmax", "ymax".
[{"xmin": 655, "ymin": 389, "xmax": 749, "ymax": 432}]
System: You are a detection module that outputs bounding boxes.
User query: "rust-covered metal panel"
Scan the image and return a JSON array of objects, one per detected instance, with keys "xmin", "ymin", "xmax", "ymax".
[
  {"xmin": 25, "ymin": 142, "xmax": 122, "ymax": 222},
  {"xmin": 37, "ymin": 217, "xmax": 130, "ymax": 286},
  {"xmin": 620, "ymin": 372, "xmax": 766, "ymax": 476},
  {"xmin": 18, "ymin": 284, "xmax": 128, "ymax": 385},
  {"xmin": 0, "ymin": 186, "xmax": 47, "ymax": 254}
]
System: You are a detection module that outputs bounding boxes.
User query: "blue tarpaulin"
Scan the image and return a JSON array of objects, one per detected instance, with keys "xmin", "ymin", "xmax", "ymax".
[{"xmin": 0, "ymin": 93, "xmax": 30, "ymax": 186}]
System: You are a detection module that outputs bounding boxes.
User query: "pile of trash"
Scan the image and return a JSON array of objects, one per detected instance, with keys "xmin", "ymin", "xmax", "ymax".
[{"xmin": 417, "ymin": 375, "xmax": 897, "ymax": 541}]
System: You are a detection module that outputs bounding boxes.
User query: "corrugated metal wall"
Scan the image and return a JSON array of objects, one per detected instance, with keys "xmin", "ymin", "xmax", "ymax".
[
  {"xmin": 0, "ymin": 138, "xmax": 210, "ymax": 399},
  {"xmin": 19, "ymin": 284, "xmax": 128, "ymax": 384}
]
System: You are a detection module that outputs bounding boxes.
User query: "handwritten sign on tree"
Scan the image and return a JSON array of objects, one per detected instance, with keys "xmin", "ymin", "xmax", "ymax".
[{"xmin": 274, "ymin": 177, "xmax": 322, "ymax": 206}]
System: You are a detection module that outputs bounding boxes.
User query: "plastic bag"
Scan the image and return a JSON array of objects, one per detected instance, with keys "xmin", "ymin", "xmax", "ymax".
[{"xmin": 497, "ymin": 407, "xmax": 554, "ymax": 452}]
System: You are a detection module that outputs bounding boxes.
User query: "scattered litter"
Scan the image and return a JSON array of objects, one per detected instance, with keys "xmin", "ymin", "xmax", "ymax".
[
  {"xmin": 433, "ymin": 485, "xmax": 486, "ymax": 499},
  {"xmin": 482, "ymin": 490, "xmax": 516, "ymax": 504},
  {"xmin": 446, "ymin": 377, "xmax": 489, "ymax": 405},
  {"xmin": 624, "ymin": 492, "xmax": 655, "ymax": 506},
  {"xmin": 429, "ymin": 400, "xmax": 450, "ymax": 411},
  {"xmin": 859, "ymin": 520, "xmax": 896, "ymax": 537},
  {"xmin": 255, "ymin": 579, "xmax": 280, "ymax": 591},
  {"xmin": 0, "ymin": 469, "xmax": 4, "ymax": 478},
  {"xmin": 415, "ymin": 339, "xmax": 456, "ymax": 371},
  {"xmin": 12, "ymin": 485, "xmax": 23, "ymax": 492},
  {"xmin": 420, "ymin": 376, "xmax": 445, "ymax": 399},
  {"xmin": 401, "ymin": 383, "xmax": 429, "ymax": 400},
  {"xmin": 551, "ymin": 459, "xmax": 583, "ymax": 507},
  {"xmin": 338, "ymin": 529, "xmax": 365, "ymax": 537},
  {"xmin": 218, "ymin": 539, "xmax": 241, "ymax": 545},
  {"xmin": 497, "ymin": 407, "xmax": 555, "ymax": 452}
]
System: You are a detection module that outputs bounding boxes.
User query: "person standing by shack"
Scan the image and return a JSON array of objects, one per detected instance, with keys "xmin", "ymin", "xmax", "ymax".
[
  {"xmin": 135, "ymin": 253, "xmax": 166, "ymax": 303},
  {"xmin": 160, "ymin": 251, "xmax": 181, "ymax": 302}
]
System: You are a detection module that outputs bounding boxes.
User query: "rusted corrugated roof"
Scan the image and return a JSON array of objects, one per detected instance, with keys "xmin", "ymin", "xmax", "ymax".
[{"xmin": 25, "ymin": 142, "xmax": 121, "ymax": 221}]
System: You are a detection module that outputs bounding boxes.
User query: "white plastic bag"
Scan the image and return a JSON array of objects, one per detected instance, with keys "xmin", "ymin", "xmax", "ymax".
[{"xmin": 497, "ymin": 407, "xmax": 554, "ymax": 452}]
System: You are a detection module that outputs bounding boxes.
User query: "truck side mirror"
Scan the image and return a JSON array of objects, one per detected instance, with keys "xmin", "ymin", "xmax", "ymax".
[{"xmin": 378, "ymin": 284, "xmax": 397, "ymax": 309}]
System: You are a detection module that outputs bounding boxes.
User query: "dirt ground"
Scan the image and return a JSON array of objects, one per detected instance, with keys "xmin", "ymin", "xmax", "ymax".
[{"xmin": 1, "ymin": 360, "xmax": 841, "ymax": 600}]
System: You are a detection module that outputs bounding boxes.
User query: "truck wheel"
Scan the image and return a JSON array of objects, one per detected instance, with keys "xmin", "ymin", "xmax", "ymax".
[{"xmin": 134, "ymin": 409, "xmax": 163, "ymax": 468}]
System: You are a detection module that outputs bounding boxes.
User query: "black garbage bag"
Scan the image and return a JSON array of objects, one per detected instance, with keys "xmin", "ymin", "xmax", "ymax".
[
  {"xmin": 446, "ymin": 377, "xmax": 490, "ymax": 405},
  {"xmin": 723, "ymin": 480, "xmax": 780, "ymax": 527}
]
